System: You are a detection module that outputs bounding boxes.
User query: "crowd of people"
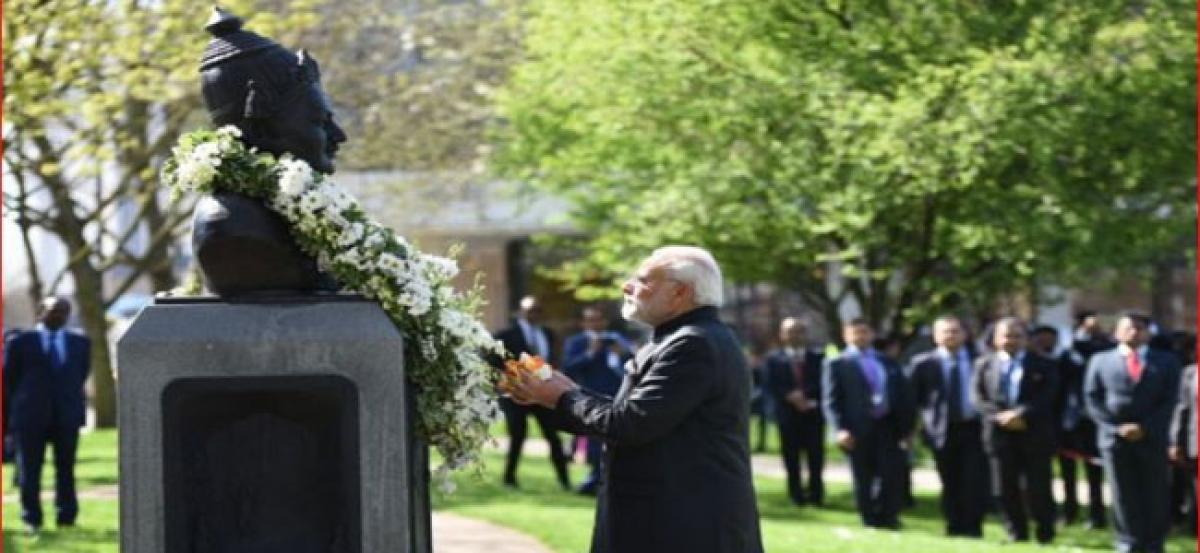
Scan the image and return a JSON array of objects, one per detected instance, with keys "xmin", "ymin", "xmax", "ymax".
[
  {"xmin": 759, "ymin": 311, "xmax": 1196, "ymax": 552},
  {"xmin": 495, "ymin": 296, "xmax": 1197, "ymax": 553}
]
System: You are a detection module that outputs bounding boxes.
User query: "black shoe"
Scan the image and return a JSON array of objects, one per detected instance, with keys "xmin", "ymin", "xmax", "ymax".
[
  {"xmin": 576, "ymin": 483, "xmax": 598, "ymax": 496},
  {"xmin": 57, "ymin": 521, "xmax": 76, "ymax": 529},
  {"xmin": 23, "ymin": 523, "xmax": 41, "ymax": 537}
]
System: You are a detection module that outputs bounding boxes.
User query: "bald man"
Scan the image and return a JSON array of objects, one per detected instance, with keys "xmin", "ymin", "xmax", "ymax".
[
  {"xmin": 491, "ymin": 295, "xmax": 570, "ymax": 490},
  {"xmin": 4, "ymin": 297, "xmax": 91, "ymax": 534},
  {"xmin": 764, "ymin": 317, "xmax": 825, "ymax": 506},
  {"xmin": 973, "ymin": 317, "xmax": 1060, "ymax": 545}
]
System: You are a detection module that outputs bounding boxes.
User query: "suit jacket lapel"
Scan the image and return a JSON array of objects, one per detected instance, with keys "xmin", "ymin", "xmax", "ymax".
[
  {"xmin": 847, "ymin": 357, "xmax": 868, "ymax": 398},
  {"xmin": 631, "ymin": 340, "xmax": 656, "ymax": 376}
]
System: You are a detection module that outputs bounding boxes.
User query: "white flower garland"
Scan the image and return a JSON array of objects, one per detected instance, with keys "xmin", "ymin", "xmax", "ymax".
[{"xmin": 164, "ymin": 126, "xmax": 503, "ymax": 491}]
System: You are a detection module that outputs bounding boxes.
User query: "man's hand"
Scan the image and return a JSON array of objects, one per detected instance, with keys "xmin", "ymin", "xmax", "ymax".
[
  {"xmin": 786, "ymin": 390, "xmax": 815, "ymax": 411},
  {"xmin": 836, "ymin": 430, "xmax": 855, "ymax": 452},
  {"xmin": 587, "ymin": 335, "xmax": 605, "ymax": 355},
  {"xmin": 1118, "ymin": 423, "xmax": 1145, "ymax": 442},
  {"xmin": 995, "ymin": 410, "xmax": 1027, "ymax": 431},
  {"xmin": 507, "ymin": 369, "xmax": 578, "ymax": 409},
  {"xmin": 1169, "ymin": 446, "xmax": 1182, "ymax": 464}
]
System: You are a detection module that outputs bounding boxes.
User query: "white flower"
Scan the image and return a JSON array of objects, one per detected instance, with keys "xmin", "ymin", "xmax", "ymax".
[
  {"xmin": 216, "ymin": 124, "xmax": 243, "ymax": 138},
  {"xmin": 337, "ymin": 222, "xmax": 366, "ymax": 248},
  {"xmin": 166, "ymin": 128, "xmax": 499, "ymax": 490},
  {"xmin": 298, "ymin": 189, "xmax": 325, "ymax": 214},
  {"xmin": 277, "ymin": 157, "xmax": 314, "ymax": 198},
  {"xmin": 421, "ymin": 254, "xmax": 459, "ymax": 280}
]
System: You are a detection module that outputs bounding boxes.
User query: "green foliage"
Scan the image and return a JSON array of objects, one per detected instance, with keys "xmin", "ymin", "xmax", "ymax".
[
  {"xmin": 3, "ymin": 0, "xmax": 328, "ymax": 427},
  {"xmin": 494, "ymin": 0, "xmax": 1196, "ymax": 336}
]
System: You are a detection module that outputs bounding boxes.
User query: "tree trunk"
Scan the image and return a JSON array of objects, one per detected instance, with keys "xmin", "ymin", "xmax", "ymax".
[
  {"xmin": 70, "ymin": 261, "xmax": 117, "ymax": 428},
  {"xmin": 143, "ymin": 199, "xmax": 179, "ymax": 292}
]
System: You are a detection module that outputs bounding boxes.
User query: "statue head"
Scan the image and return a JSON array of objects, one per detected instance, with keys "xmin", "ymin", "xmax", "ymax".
[{"xmin": 199, "ymin": 7, "xmax": 347, "ymax": 174}]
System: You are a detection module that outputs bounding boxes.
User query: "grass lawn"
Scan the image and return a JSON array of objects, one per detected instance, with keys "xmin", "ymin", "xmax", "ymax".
[{"xmin": 3, "ymin": 429, "xmax": 1197, "ymax": 552}]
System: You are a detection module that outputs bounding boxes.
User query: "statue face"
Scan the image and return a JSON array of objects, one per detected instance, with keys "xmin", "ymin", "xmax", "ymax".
[{"xmin": 266, "ymin": 81, "xmax": 347, "ymax": 174}]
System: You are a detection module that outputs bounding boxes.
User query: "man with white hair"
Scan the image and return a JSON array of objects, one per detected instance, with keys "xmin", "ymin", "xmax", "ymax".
[{"xmin": 508, "ymin": 246, "xmax": 763, "ymax": 553}]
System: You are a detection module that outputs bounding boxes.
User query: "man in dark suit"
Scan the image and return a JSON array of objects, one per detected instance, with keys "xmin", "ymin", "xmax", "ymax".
[
  {"xmin": 1086, "ymin": 313, "xmax": 1181, "ymax": 553},
  {"xmin": 906, "ymin": 315, "xmax": 987, "ymax": 537},
  {"xmin": 972, "ymin": 317, "xmax": 1059, "ymax": 544},
  {"xmin": 562, "ymin": 305, "xmax": 635, "ymax": 495},
  {"xmin": 823, "ymin": 318, "xmax": 915, "ymax": 529},
  {"xmin": 492, "ymin": 295, "xmax": 570, "ymax": 490},
  {"xmin": 763, "ymin": 317, "xmax": 825, "ymax": 506},
  {"xmin": 1057, "ymin": 314, "xmax": 1113, "ymax": 529},
  {"xmin": 508, "ymin": 246, "xmax": 762, "ymax": 553},
  {"xmin": 3, "ymin": 297, "xmax": 91, "ymax": 535},
  {"xmin": 1169, "ymin": 362, "xmax": 1197, "ymax": 536}
]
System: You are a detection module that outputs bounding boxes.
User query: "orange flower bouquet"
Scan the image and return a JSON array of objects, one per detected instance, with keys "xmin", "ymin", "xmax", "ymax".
[{"xmin": 498, "ymin": 353, "xmax": 554, "ymax": 394}]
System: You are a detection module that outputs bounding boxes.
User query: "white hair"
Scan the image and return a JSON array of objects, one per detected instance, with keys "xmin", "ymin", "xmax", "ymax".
[{"xmin": 649, "ymin": 245, "xmax": 724, "ymax": 307}]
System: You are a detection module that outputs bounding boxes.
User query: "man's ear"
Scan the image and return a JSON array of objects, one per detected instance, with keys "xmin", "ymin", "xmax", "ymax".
[{"xmin": 675, "ymin": 281, "xmax": 695, "ymax": 305}]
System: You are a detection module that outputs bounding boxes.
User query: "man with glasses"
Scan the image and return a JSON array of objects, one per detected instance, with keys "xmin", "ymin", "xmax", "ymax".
[{"xmin": 506, "ymin": 246, "xmax": 763, "ymax": 553}]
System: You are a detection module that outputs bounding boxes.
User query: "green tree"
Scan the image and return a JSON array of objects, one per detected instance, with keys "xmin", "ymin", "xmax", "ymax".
[
  {"xmin": 495, "ymin": 0, "xmax": 1196, "ymax": 338},
  {"xmin": 3, "ymin": 0, "xmax": 321, "ymax": 426}
]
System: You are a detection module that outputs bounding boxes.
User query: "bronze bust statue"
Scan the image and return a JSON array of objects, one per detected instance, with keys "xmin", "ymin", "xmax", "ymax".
[{"xmin": 191, "ymin": 7, "xmax": 345, "ymax": 296}]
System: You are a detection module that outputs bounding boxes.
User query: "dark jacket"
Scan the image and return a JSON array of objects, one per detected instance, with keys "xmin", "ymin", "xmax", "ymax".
[
  {"xmin": 972, "ymin": 350, "xmax": 1060, "ymax": 454},
  {"xmin": 3, "ymin": 329, "xmax": 91, "ymax": 432},
  {"xmin": 553, "ymin": 307, "xmax": 763, "ymax": 553},
  {"xmin": 763, "ymin": 348, "xmax": 824, "ymax": 424},
  {"xmin": 906, "ymin": 348, "xmax": 976, "ymax": 450},
  {"xmin": 563, "ymin": 331, "xmax": 632, "ymax": 397},
  {"xmin": 1085, "ymin": 346, "xmax": 1181, "ymax": 449},
  {"xmin": 821, "ymin": 349, "xmax": 915, "ymax": 439}
]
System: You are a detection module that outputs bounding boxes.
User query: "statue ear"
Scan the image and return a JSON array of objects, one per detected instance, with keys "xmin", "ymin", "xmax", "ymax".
[{"xmin": 243, "ymin": 79, "xmax": 275, "ymax": 120}]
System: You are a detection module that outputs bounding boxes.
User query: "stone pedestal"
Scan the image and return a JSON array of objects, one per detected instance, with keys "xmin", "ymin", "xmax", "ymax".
[{"xmin": 117, "ymin": 295, "xmax": 430, "ymax": 553}]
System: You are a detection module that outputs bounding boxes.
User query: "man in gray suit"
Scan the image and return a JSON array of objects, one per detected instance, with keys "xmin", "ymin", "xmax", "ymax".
[
  {"xmin": 1169, "ymin": 362, "xmax": 1197, "ymax": 535},
  {"xmin": 973, "ymin": 317, "xmax": 1059, "ymax": 544},
  {"xmin": 1085, "ymin": 313, "xmax": 1181, "ymax": 553},
  {"xmin": 508, "ymin": 246, "xmax": 763, "ymax": 553}
]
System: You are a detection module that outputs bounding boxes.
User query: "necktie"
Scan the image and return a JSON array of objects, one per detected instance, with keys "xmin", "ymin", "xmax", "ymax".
[
  {"xmin": 998, "ymin": 360, "xmax": 1013, "ymax": 405},
  {"xmin": 863, "ymin": 354, "xmax": 885, "ymax": 418},
  {"xmin": 947, "ymin": 358, "xmax": 963, "ymax": 421},
  {"xmin": 524, "ymin": 325, "xmax": 541, "ymax": 357},
  {"xmin": 792, "ymin": 354, "xmax": 805, "ymax": 389},
  {"xmin": 48, "ymin": 331, "xmax": 64, "ymax": 369},
  {"xmin": 1126, "ymin": 351, "xmax": 1143, "ymax": 382}
]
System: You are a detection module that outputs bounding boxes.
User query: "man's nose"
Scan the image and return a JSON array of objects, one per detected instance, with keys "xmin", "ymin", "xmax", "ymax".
[{"xmin": 621, "ymin": 280, "xmax": 634, "ymax": 295}]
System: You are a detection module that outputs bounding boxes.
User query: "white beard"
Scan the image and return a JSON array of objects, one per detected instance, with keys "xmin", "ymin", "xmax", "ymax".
[
  {"xmin": 620, "ymin": 298, "xmax": 642, "ymax": 323},
  {"xmin": 621, "ymin": 297, "xmax": 659, "ymax": 328}
]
